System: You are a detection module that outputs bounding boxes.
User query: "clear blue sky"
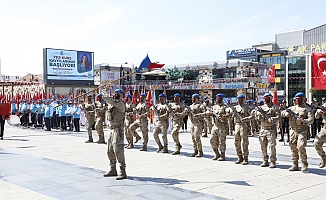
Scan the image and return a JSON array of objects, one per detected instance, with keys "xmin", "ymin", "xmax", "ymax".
[{"xmin": 0, "ymin": 0, "xmax": 325, "ymax": 75}]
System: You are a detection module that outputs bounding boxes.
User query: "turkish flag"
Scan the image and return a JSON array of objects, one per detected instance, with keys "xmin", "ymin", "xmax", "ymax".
[
  {"xmin": 312, "ymin": 52, "xmax": 326, "ymax": 90},
  {"xmin": 268, "ymin": 65, "xmax": 275, "ymax": 83},
  {"xmin": 272, "ymin": 83, "xmax": 279, "ymax": 107}
]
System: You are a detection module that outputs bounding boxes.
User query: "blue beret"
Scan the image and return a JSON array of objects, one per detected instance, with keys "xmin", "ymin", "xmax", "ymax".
[
  {"xmin": 192, "ymin": 94, "xmax": 200, "ymax": 99},
  {"xmin": 97, "ymin": 94, "xmax": 102, "ymax": 97},
  {"xmin": 140, "ymin": 93, "xmax": 146, "ymax": 97},
  {"xmin": 295, "ymin": 92, "xmax": 305, "ymax": 98},
  {"xmin": 114, "ymin": 89, "xmax": 124, "ymax": 93},
  {"xmin": 205, "ymin": 99, "xmax": 209, "ymax": 102},
  {"xmin": 174, "ymin": 93, "xmax": 181, "ymax": 97},
  {"xmin": 87, "ymin": 94, "xmax": 92, "ymax": 98},
  {"xmin": 159, "ymin": 93, "xmax": 166, "ymax": 98},
  {"xmin": 216, "ymin": 93, "xmax": 225, "ymax": 98},
  {"xmin": 258, "ymin": 100, "xmax": 264, "ymax": 104},
  {"xmin": 263, "ymin": 93, "xmax": 272, "ymax": 97},
  {"xmin": 204, "ymin": 96, "xmax": 209, "ymax": 100},
  {"xmin": 237, "ymin": 94, "xmax": 245, "ymax": 99},
  {"xmin": 126, "ymin": 94, "xmax": 132, "ymax": 98}
]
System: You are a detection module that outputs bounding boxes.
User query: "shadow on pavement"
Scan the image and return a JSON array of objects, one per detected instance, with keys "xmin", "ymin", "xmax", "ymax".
[
  {"xmin": 218, "ymin": 180, "xmax": 252, "ymax": 186},
  {"xmin": 128, "ymin": 176, "xmax": 189, "ymax": 185}
]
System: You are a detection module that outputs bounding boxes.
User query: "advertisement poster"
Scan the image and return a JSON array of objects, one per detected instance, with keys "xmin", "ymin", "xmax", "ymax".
[
  {"xmin": 46, "ymin": 49, "xmax": 94, "ymax": 81},
  {"xmin": 101, "ymin": 71, "xmax": 120, "ymax": 84}
]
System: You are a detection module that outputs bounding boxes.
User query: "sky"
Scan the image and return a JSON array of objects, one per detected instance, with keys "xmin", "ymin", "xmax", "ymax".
[{"xmin": 1, "ymin": 0, "xmax": 326, "ymax": 76}]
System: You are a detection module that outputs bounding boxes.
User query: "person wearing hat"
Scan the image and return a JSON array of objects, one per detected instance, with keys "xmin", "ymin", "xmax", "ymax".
[
  {"xmin": 124, "ymin": 93, "xmax": 136, "ymax": 149},
  {"xmin": 72, "ymin": 100, "xmax": 81, "ymax": 132},
  {"xmin": 279, "ymin": 100, "xmax": 289, "ymax": 142},
  {"xmin": 314, "ymin": 99, "xmax": 326, "ymax": 168},
  {"xmin": 168, "ymin": 93, "xmax": 187, "ymax": 155},
  {"xmin": 58, "ymin": 100, "xmax": 68, "ymax": 131},
  {"xmin": 256, "ymin": 93, "xmax": 281, "ymax": 168},
  {"xmin": 36, "ymin": 100, "xmax": 45, "ymax": 129},
  {"xmin": 281, "ymin": 92, "xmax": 314, "ymax": 172},
  {"xmin": 322, "ymin": 97, "xmax": 326, "ymax": 105},
  {"xmin": 202, "ymin": 99, "xmax": 213, "ymax": 138},
  {"xmin": 84, "ymin": 94, "xmax": 96, "ymax": 143},
  {"xmin": 51, "ymin": 99, "xmax": 59, "ymax": 129},
  {"xmin": 185, "ymin": 93, "xmax": 207, "ymax": 158},
  {"xmin": 311, "ymin": 98, "xmax": 322, "ymax": 139},
  {"xmin": 128, "ymin": 93, "xmax": 149, "ymax": 151},
  {"xmin": 102, "ymin": 88, "xmax": 127, "ymax": 180},
  {"xmin": 65, "ymin": 101, "xmax": 74, "ymax": 132},
  {"xmin": 29, "ymin": 100, "xmax": 37, "ymax": 128},
  {"xmin": 151, "ymin": 93, "xmax": 170, "ymax": 153},
  {"xmin": 10, "ymin": 100, "xmax": 17, "ymax": 115},
  {"xmin": 20, "ymin": 99, "xmax": 30, "ymax": 128},
  {"xmin": 208, "ymin": 93, "xmax": 230, "ymax": 161},
  {"xmin": 43, "ymin": 100, "xmax": 53, "ymax": 131},
  {"xmin": 94, "ymin": 94, "xmax": 108, "ymax": 144},
  {"xmin": 230, "ymin": 94, "xmax": 251, "ymax": 165}
]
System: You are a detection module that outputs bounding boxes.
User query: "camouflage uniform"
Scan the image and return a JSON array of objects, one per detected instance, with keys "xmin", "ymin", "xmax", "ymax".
[
  {"xmin": 313, "ymin": 103, "xmax": 326, "ymax": 168},
  {"xmin": 203, "ymin": 103, "xmax": 213, "ymax": 137},
  {"xmin": 233, "ymin": 103, "xmax": 251, "ymax": 164},
  {"xmin": 95, "ymin": 99, "xmax": 107, "ymax": 143},
  {"xmin": 84, "ymin": 100, "xmax": 96, "ymax": 143},
  {"xmin": 169, "ymin": 101, "xmax": 187, "ymax": 155},
  {"xmin": 103, "ymin": 96, "xmax": 127, "ymax": 180},
  {"xmin": 152, "ymin": 103, "xmax": 169, "ymax": 153},
  {"xmin": 256, "ymin": 102, "xmax": 280, "ymax": 168},
  {"xmin": 128, "ymin": 101, "xmax": 149, "ymax": 150},
  {"xmin": 281, "ymin": 104, "xmax": 314, "ymax": 171},
  {"xmin": 189, "ymin": 103, "xmax": 206, "ymax": 157},
  {"xmin": 210, "ymin": 103, "xmax": 230, "ymax": 161},
  {"xmin": 125, "ymin": 101, "xmax": 135, "ymax": 148}
]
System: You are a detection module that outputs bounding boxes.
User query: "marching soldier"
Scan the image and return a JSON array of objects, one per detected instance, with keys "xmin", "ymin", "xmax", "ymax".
[
  {"xmin": 103, "ymin": 88, "xmax": 127, "ymax": 180},
  {"xmin": 231, "ymin": 94, "xmax": 251, "ymax": 165},
  {"xmin": 281, "ymin": 92, "xmax": 314, "ymax": 172},
  {"xmin": 255, "ymin": 93, "xmax": 280, "ymax": 168},
  {"xmin": 95, "ymin": 94, "xmax": 108, "ymax": 144},
  {"xmin": 314, "ymin": 101, "xmax": 326, "ymax": 168},
  {"xmin": 185, "ymin": 94, "xmax": 206, "ymax": 158},
  {"xmin": 208, "ymin": 94, "xmax": 230, "ymax": 161},
  {"xmin": 279, "ymin": 100, "xmax": 289, "ymax": 142},
  {"xmin": 124, "ymin": 94, "xmax": 136, "ymax": 149},
  {"xmin": 203, "ymin": 99, "xmax": 213, "ymax": 137},
  {"xmin": 168, "ymin": 93, "xmax": 187, "ymax": 155},
  {"xmin": 128, "ymin": 94, "xmax": 149, "ymax": 151},
  {"xmin": 84, "ymin": 94, "xmax": 96, "ymax": 143},
  {"xmin": 151, "ymin": 93, "xmax": 169, "ymax": 153}
]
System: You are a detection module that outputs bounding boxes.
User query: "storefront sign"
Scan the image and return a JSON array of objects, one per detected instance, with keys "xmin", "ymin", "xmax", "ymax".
[
  {"xmin": 224, "ymin": 83, "xmax": 246, "ymax": 89},
  {"xmin": 256, "ymin": 83, "xmax": 269, "ymax": 88},
  {"xmin": 288, "ymin": 43, "xmax": 326, "ymax": 53},
  {"xmin": 226, "ymin": 48, "xmax": 257, "ymax": 59},
  {"xmin": 200, "ymin": 85, "xmax": 215, "ymax": 89},
  {"xmin": 169, "ymin": 85, "xmax": 192, "ymax": 90}
]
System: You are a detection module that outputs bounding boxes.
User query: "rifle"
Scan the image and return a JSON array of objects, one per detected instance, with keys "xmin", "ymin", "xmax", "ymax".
[
  {"xmin": 285, "ymin": 108, "xmax": 308, "ymax": 125},
  {"xmin": 254, "ymin": 104, "xmax": 278, "ymax": 126},
  {"xmin": 185, "ymin": 104, "xmax": 199, "ymax": 120},
  {"xmin": 226, "ymin": 102, "xmax": 248, "ymax": 127},
  {"xmin": 206, "ymin": 107, "xmax": 223, "ymax": 122}
]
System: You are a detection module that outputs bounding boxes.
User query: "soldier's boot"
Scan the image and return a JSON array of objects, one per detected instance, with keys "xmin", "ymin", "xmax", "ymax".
[
  {"xmin": 96, "ymin": 136, "xmax": 106, "ymax": 144},
  {"xmin": 191, "ymin": 150, "xmax": 198, "ymax": 157},
  {"xmin": 135, "ymin": 135, "xmax": 141, "ymax": 143},
  {"xmin": 162, "ymin": 146, "xmax": 168, "ymax": 153},
  {"xmin": 85, "ymin": 137, "xmax": 93, "ymax": 143},
  {"xmin": 269, "ymin": 161, "xmax": 276, "ymax": 168},
  {"xmin": 103, "ymin": 166, "xmax": 117, "ymax": 177},
  {"xmin": 260, "ymin": 160, "xmax": 269, "ymax": 167},
  {"xmin": 156, "ymin": 144, "xmax": 164, "ymax": 153},
  {"xmin": 124, "ymin": 142, "xmax": 130, "ymax": 148},
  {"xmin": 116, "ymin": 167, "xmax": 127, "ymax": 180},
  {"xmin": 140, "ymin": 145, "xmax": 147, "ymax": 151},
  {"xmin": 235, "ymin": 156, "xmax": 243, "ymax": 164},
  {"xmin": 212, "ymin": 149, "xmax": 220, "ymax": 160},
  {"xmin": 218, "ymin": 152, "xmax": 226, "ymax": 161},
  {"xmin": 301, "ymin": 161, "xmax": 308, "ymax": 172},
  {"xmin": 242, "ymin": 156, "xmax": 249, "ymax": 165},
  {"xmin": 172, "ymin": 143, "xmax": 182, "ymax": 155},
  {"xmin": 289, "ymin": 161, "xmax": 299, "ymax": 171},
  {"xmin": 319, "ymin": 155, "xmax": 326, "ymax": 168},
  {"xmin": 196, "ymin": 150, "xmax": 203, "ymax": 158},
  {"xmin": 127, "ymin": 140, "xmax": 134, "ymax": 149}
]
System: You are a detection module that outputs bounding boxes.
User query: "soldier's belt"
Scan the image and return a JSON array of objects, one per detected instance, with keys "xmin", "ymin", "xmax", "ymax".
[
  {"xmin": 261, "ymin": 126, "xmax": 275, "ymax": 130},
  {"xmin": 108, "ymin": 124, "xmax": 122, "ymax": 129}
]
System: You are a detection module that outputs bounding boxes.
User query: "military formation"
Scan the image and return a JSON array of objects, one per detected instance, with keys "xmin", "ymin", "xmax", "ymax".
[{"xmin": 7, "ymin": 89, "xmax": 326, "ymax": 180}]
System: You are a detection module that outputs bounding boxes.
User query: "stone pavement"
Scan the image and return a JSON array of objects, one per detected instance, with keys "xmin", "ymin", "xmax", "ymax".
[{"xmin": 0, "ymin": 123, "xmax": 326, "ymax": 200}]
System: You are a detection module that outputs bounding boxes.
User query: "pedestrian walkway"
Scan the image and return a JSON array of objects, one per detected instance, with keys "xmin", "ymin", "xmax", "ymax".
[{"xmin": 1, "ymin": 124, "xmax": 326, "ymax": 200}]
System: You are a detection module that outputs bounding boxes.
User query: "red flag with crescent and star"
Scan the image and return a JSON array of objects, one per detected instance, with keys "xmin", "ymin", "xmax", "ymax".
[
  {"xmin": 312, "ymin": 52, "xmax": 326, "ymax": 90},
  {"xmin": 268, "ymin": 65, "xmax": 275, "ymax": 83}
]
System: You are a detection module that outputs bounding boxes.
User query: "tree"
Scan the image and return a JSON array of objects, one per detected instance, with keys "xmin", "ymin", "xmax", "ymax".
[{"xmin": 166, "ymin": 66, "xmax": 185, "ymax": 80}]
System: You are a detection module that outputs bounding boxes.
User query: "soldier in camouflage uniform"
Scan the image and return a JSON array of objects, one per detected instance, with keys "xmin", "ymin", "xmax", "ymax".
[
  {"xmin": 124, "ymin": 94, "xmax": 136, "ymax": 149},
  {"xmin": 103, "ymin": 89, "xmax": 127, "ymax": 180},
  {"xmin": 255, "ymin": 93, "xmax": 281, "ymax": 168},
  {"xmin": 203, "ymin": 99, "xmax": 213, "ymax": 137},
  {"xmin": 168, "ymin": 93, "xmax": 187, "ymax": 155},
  {"xmin": 84, "ymin": 94, "xmax": 96, "ymax": 143},
  {"xmin": 313, "ymin": 101, "xmax": 326, "ymax": 168},
  {"xmin": 246, "ymin": 100, "xmax": 255, "ymax": 136},
  {"xmin": 151, "ymin": 93, "xmax": 170, "ymax": 153},
  {"xmin": 281, "ymin": 92, "xmax": 314, "ymax": 172},
  {"xmin": 128, "ymin": 94, "xmax": 149, "ymax": 151},
  {"xmin": 208, "ymin": 94, "xmax": 230, "ymax": 161},
  {"xmin": 185, "ymin": 93, "xmax": 206, "ymax": 158},
  {"xmin": 231, "ymin": 94, "xmax": 251, "ymax": 165},
  {"xmin": 94, "ymin": 94, "xmax": 107, "ymax": 144}
]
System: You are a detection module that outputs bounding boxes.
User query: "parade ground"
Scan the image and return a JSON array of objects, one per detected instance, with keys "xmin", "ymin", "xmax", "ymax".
[{"xmin": 1, "ymin": 123, "xmax": 326, "ymax": 200}]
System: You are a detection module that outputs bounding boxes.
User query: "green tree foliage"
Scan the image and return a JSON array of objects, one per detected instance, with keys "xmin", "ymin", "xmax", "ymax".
[{"xmin": 166, "ymin": 66, "xmax": 186, "ymax": 80}]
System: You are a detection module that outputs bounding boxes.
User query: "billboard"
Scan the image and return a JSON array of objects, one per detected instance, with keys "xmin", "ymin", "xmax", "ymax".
[
  {"xmin": 100, "ymin": 71, "xmax": 120, "ymax": 84},
  {"xmin": 43, "ymin": 48, "xmax": 94, "ymax": 85}
]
